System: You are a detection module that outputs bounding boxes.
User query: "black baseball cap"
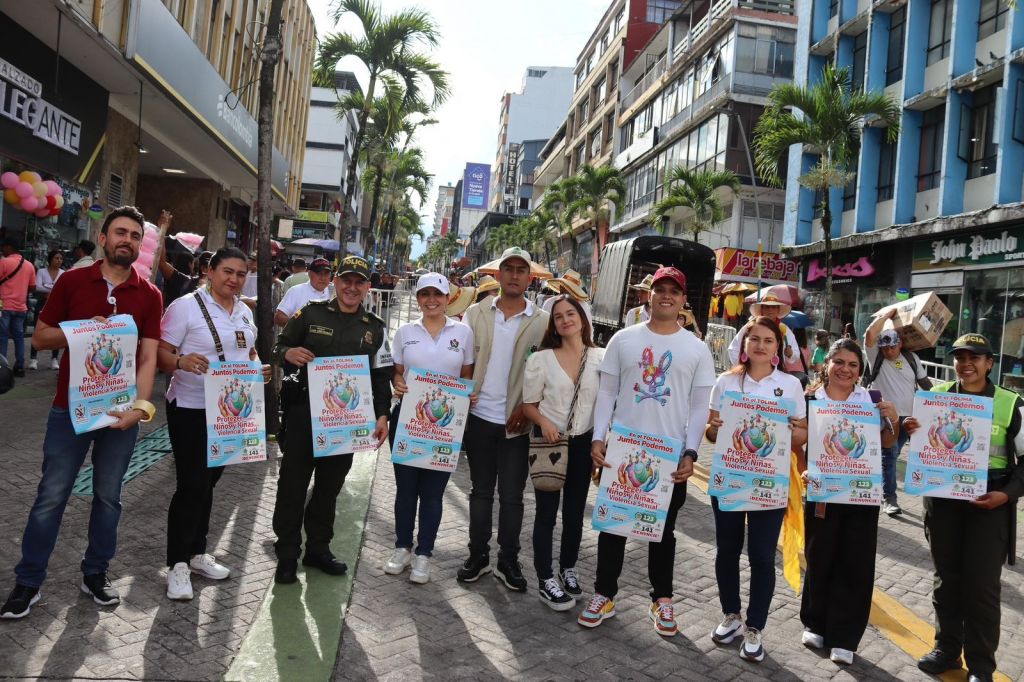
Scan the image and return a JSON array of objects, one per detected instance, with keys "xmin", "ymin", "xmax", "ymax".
[
  {"xmin": 309, "ymin": 257, "xmax": 332, "ymax": 273},
  {"xmin": 335, "ymin": 255, "xmax": 370, "ymax": 280},
  {"xmin": 952, "ymin": 333, "xmax": 993, "ymax": 356}
]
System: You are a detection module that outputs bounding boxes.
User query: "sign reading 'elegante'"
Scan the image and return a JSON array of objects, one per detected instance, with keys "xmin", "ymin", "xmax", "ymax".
[
  {"xmin": 0, "ymin": 56, "xmax": 82, "ymax": 154},
  {"xmin": 913, "ymin": 227, "xmax": 1024, "ymax": 270}
]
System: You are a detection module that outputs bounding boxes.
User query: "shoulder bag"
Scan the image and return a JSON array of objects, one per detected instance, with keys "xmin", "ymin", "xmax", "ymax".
[{"xmin": 529, "ymin": 348, "xmax": 588, "ymax": 492}]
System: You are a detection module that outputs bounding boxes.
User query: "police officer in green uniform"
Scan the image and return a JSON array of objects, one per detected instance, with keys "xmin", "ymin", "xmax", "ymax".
[
  {"xmin": 906, "ymin": 334, "xmax": 1024, "ymax": 682},
  {"xmin": 271, "ymin": 255, "xmax": 392, "ymax": 584}
]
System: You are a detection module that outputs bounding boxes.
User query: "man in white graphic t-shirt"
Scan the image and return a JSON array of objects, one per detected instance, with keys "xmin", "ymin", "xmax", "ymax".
[{"xmin": 578, "ymin": 266, "xmax": 715, "ymax": 638}]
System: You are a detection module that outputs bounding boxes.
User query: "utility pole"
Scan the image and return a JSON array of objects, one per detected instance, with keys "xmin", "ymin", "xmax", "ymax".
[{"xmin": 255, "ymin": 0, "xmax": 285, "ymax": 434}]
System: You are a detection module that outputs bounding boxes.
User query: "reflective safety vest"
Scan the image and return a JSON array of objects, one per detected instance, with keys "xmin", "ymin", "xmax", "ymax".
[{"xmin": 933, "ymin": 381, "xmax": 1017, "ymax": 469}]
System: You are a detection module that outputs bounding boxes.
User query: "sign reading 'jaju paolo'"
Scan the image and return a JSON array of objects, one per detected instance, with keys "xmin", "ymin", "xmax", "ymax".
[{"xmin": 913, "ymin": 226, "xmax": 1024, "ymax": 270}]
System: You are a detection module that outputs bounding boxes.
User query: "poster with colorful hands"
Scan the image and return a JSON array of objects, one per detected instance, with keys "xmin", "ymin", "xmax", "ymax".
[
  {"xmin": 906, "ymin": 391, "xmax": 992, "ymax": 500},
  {"xmin": 591, "ymin": 423, "xmax": 681, "ymax": 542},
  {"xmin": 709, "ymin": 391, "xmax": 794, "ymax": 511},
  {"xmin": 807, "ymin": 400, "xmax": 883, "ymax": 506},
  {"xmin": 204, "ymin": 361, "xmax": 266, "ymax": 467},
  {"xmin": 391, "ymin": 368, "xmax": 473, "ymax": 472},
  {"xmin": 307, "ymin": 356, "xmax": 378, "ymax": 457},
  {"xmin": 59, "ymin": 315, "xmax": 137, "ymax": 434}
]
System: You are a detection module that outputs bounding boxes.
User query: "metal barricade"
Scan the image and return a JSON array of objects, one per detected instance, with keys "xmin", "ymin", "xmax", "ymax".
[
  {"xmin": 920, "ymin": 360, "xmax": 956, "ymax": 385},
  {"xmin": 705, "ymin": 323, "xmax": 737, "ymax": 374},
  {"xmin": 368, "ymin": 288, "xmax": 416, "ymax": 337}
]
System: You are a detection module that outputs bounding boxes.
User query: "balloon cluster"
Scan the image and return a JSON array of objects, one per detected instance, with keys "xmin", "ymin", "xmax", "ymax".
[
  {"xmin": 1, "ymin": 171, "xmax": 65, "ymax": 217},
  {"xmin": 134, "ymin": 221, "xmax": 162, "ymax": 281}
]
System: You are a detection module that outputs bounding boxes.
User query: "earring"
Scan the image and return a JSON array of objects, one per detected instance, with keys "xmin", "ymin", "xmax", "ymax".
[
  {"xmin": 739, "ymin": 352, "xmax": 748, "ymax": 363},
  {"xmin": 771, "ymin": 355, "xmax": 780, "ymax": 367}
]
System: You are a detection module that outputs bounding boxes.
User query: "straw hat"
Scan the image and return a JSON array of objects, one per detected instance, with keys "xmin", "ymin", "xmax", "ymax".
[
  {"xmin": 445, "ymin": 286, "xmax": 476, "ymax": 317},
  {"xmin": 476, "ymin": 275, "xmax": 499, "ymax": 295},
  {"xmin": 546, "ymin": 269, "xmax": 588, "ymax": 301},
  {"xmin": 630, "ymin": 274, "xmax": 655, "ymax": 291},
  {"xmin": 749, "ymin": 294, "xmax": 792, "ymax": 319}
]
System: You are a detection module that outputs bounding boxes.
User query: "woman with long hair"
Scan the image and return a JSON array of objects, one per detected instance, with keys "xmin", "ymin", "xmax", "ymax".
[
  {"xmin": 29, "ymin": 250, "xmax": 63, "ymax": 370},
  {"xmin": 158, "ymin": 247, "xmax": 272, "ymax": 600},
  {"xmin": 798, "ymin": 339, "xmax": 898, "ymax": 665},
  {"xmin": 522, "ymin": 295, "xmax": 604, "ymax": 610},
  {"xmin": 705, "ymin": 317, "xmax": 807, "ymax": 662},
  {"xmin": 386, "ymin": 273, "xmax": 475, "ymax": 584}
]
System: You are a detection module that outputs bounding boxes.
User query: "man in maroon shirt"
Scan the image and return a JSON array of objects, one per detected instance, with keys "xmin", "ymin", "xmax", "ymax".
[{"xmin": 0, "ymin": 206, "xmax": 163, "ymax": 620}]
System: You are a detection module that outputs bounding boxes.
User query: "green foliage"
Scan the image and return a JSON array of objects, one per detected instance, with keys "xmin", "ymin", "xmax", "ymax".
[{"xmin": 652, "ymin": 167, "xmax": 740, "ymax": 240}]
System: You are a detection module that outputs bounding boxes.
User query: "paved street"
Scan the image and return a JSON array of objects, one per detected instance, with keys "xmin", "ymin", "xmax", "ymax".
[{"xmin": 3, "ymin": 354, "xmax": 1024, "ymax": 681}]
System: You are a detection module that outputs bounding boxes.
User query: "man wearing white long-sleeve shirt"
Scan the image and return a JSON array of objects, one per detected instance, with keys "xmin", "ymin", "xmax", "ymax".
[{"xmin": 578, "ymin": 266, "xmax": 715, "ymax": 637}]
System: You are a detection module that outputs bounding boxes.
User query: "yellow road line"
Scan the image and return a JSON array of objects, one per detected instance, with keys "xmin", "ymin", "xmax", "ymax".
[{"xmin": 690, "ymin": 462, "xmax": 1010, "ymax": 681}]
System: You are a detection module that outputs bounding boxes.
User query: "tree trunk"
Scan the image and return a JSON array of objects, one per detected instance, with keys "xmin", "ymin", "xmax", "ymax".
[
  {"xmin": 255, "ymin": 0, "xmax": 285, "ymax": 434},
  {"xmin": 339, "ymin": 74, "xmax": 378, "ymax": 258},
  {"xmin": 822, "ymin": 197, "xmax": 834, "ymax": 331},
  {"xmin": 366, "ymin": 162, "xmax": 385, "ymax": 261}
]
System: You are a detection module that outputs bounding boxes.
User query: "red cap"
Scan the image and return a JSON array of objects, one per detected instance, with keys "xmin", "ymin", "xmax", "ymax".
[{"xmin": 651, "ymin": 266, "xmax": 687, "ymax": 291}]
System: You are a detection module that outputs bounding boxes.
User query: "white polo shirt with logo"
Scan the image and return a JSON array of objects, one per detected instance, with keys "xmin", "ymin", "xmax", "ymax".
[
  {"xmin": 276, "ymin": 280, "xmax": 334, "ymax": 318},
  {"xmin": 392, "ymin": 317, "xmax": 475, "ymax": 380}
]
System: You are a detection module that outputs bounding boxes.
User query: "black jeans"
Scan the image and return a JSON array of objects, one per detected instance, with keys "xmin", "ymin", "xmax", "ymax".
[
  {"xmin": 711, "ymin": 497, "xmax": 786, "ymax": 630},
  {"xmin": 594, "ymin": 481, "xmax": 687, "ymax": 602},
  {"xmin": 924, "ymin": 495, "xmax": 1010, "ymax": 674},
  {"xmin": 273, "ymin": 396, "xmax": 354, "ymax": 561},
  {"xmin": 29, "ymin": 295, "xmax": 58, "ymax": 362},
  {"xmin": 464, "ymin": 413, "xmax": 529, "ymax": 561},
  {"xmin": 532, "ymin": 431, "xmax": 593, "ymax": 581},
  {"xmin": 800, "ymin": 501, "xmax": 878, "ymax": 651},
  {"xmin": 166, "ymin": 401, "xmax": 225, "ymax": 566}
]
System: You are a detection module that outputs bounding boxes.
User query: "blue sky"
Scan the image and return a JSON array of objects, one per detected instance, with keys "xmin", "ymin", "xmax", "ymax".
[{"xmin": 307, "ymin": 0, "xmax": 611, "ymax": 257}]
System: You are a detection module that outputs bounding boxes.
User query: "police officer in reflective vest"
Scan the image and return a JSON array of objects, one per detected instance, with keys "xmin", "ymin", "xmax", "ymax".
[
  {"xmin": 905, "ymin": 334, "xmax": 1024, "ymax": 682},
  {"xmin": 271, "ymin": 255, "xmax": 392, "ymax": 584}
]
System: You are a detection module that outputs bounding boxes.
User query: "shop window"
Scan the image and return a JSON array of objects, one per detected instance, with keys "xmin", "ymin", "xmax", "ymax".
[
  {"xmin": 886, "ymin": 7, "xmax": 906, "ymax": 86},
  {"xmin": 851, "ymin": 32, "xmax": 867, "ymax": 92},
  {"xmin": 927, "ymin": 0, "xmax": 953, "ymax": 65},
  {"xmin": 978, "ymin": 0, "xmax": 1008, "ymax": 39},
  {"xmin": 918, "ymin": 105, "xmax": 945, "ymax": 191},
  {"xmin": 877, "ymin": 139, "xmax": 897, "ymax": 201},
  {"xmin": 958, "ymin": 83, "xmax": 999, "ymax": 179}
]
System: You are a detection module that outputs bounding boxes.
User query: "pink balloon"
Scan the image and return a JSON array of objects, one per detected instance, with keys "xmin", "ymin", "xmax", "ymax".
[
  {"xmin": 44, "ymin": 180, "xmax": 60, "ymax": 196},
  {"xmin": 34, "ymin": 208, "xmax": 50, "ymax": 218},
  {"xmin": 0, "ymin": 172, "xmax": 17, "ymax": 189},
  {"xmin": 20, "ymin": 196, "xmax": 38, "ymax": 211},
  {"xmin": 15, "ymin": 182, "xmax": 33, "ymax": 198}
]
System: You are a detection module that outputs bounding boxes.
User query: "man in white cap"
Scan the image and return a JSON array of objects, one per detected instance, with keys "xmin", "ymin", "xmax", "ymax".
[
  {"xmin": 864, "ymin": 309, "xmax": 932, "ymax": 516},
  {"xmin": 726, "ymin": 295, "xmax": 799, "ymax": 366},
  {"xmin": 624, "ymin": 274, "xmax": 654, "ymax": 327},
  {"xmin": 458, "ymin": 247, "xmax": 549, "ymax": 592}
]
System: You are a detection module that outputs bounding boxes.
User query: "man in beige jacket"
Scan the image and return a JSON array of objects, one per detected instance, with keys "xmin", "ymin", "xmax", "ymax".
[{"xmin": 457, "ymin": 247, "xmax": 549, "ymax": 592}]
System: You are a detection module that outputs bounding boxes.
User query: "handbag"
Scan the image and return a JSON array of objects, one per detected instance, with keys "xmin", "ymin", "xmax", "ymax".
[{"xmin": 529, "ymin": 349, "xmax": 588, "ymax": 492}]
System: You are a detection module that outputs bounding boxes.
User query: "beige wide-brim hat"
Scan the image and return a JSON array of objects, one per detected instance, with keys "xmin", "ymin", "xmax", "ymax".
[
  {"xmin": 445, "ymin": 286, "xmax": 476, "ymax": 317},
  {"xmin": 630, "ymin": 274, "xmax": 655, "ymax": 292},
  {"xmin": 546, "ymin": 269, "xmax": 588, "ymax": 301},
  {"xmin": 749, "ymin": 294, "xmax": 792, "ymax": 319},
  {"xmin": 476, "ymin": 275, "xmax": 499, "ymax": 295}
]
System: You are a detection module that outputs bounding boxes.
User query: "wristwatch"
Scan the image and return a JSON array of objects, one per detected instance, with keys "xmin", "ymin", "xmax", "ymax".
[{"xmin": 683, "ymin": 448, "xmax": 698, "ymax": 462}]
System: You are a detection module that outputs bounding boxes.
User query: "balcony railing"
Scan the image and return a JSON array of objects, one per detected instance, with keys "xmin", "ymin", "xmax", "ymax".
[
  {"xmin": 621, "ymin": 55, "xmax": 668, "ymax": 110},
  {"xmin": 674, "ymin": 0, "xmax": 733, "ymax": 61}
]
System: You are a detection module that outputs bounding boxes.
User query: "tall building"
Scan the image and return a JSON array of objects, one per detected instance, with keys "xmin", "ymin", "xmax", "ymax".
[
  {"xmin": 433, "ymin": 184, "xmax": 456, "ymax": 236},
  {"xmin": 533, "ymin": 0, "xmax": 683, "ymax": 284},
  {"xmin": 490, "ymin": 67, "xmax": 574, "ymax": 212},
  {"xmin": 784, "ymin": 0, "xmax": 1024, "ymax": 377},
  {"xmin": 289, "ymin": 71, "xmax": 362, "ymax": 255},
  {"xmin": 0, "ymin": 0, "xmax": 314, "ymax": 258}
]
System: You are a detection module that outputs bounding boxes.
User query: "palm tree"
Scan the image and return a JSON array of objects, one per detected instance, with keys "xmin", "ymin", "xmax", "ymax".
[
  {"xmin": 539, "ymin": 178, "xmax": 580, "ymax": 256},
  {"xmin": 564, "ymin": 164, "xmax": 625, "ymax": 271},
  {"xmin": 316, "ymin": 0, "xmax": 449, "ymax": 256},
  {"xmin": 653, "ymin": 167, "xmax": 740, "ymax": 241},
  {"xmin": 753, "ymin": 63, "xmax": 899, "ymax": 323}
]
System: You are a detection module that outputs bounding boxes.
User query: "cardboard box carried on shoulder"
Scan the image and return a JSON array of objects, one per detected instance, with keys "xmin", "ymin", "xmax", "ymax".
[{"xmin": 877, "ymin": 292, "xmax": 952, "ymax": 352}]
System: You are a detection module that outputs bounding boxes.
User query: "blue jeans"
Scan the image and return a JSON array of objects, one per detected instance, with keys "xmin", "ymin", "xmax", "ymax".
[
  {"xmin": 14, "ymin": 408, "xmax": 139, "ymax": 588},
  {"xmin": 711, "ymin": 497, "xmax": 786, "ymax": 630},
  {"xmin": 0, "ymin": 310, "xmax": 27, "ymax": 369},
  {"xmin": 882, "ymin": 418, "xmax": 911, "ymax": 504}
]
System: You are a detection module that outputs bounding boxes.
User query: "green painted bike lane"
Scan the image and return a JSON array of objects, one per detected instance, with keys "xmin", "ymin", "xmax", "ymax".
[{"xmin": 225, "ymin": 451, "xmax": 378, "ymax": 682}]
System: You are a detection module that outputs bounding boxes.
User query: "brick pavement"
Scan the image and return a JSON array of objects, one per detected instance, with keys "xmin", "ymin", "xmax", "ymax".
[{"xmin": 0, "ymin": 367, "xmax": 282, "ymax": 680}]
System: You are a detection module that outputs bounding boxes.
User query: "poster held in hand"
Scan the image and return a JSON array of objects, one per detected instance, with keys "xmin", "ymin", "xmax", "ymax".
[
  {"xmin": 307, "ymin": 355, "xmax": 378, "ymax": 457},
  {"xmin": 60, "ymin": 314, "xmax": 138, "ymax": 434},
  {"xmin": 709, "ymin": 391, "xmax": 794, "ymax": 511},
  {"xmin": 591, "ymin": 423, "xmax": 681, "ymax": 542},
  {"xmin": 204, "ymin": 360, "xmax": 267, "ymax": 467},
  {"xmin": 392, "ymin": 368, "xmax": 473, "ymax": 472},
  {"xmin": 905, "ymin": 390, "xmax": 992, "ymax": 499},
  {"xmin": 807, "ymin": 400, "xmax": 883, "ymax": 506}
]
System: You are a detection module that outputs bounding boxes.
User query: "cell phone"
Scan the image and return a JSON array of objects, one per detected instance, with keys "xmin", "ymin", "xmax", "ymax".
[{"xmin": 868, "ymin": 390, "xmax": 882, "ymax": 403}]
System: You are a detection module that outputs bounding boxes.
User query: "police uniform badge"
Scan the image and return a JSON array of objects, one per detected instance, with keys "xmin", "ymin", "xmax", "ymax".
[{"xmin": 364, "ymin": 331, "xmax": 374, "ymax": 346}]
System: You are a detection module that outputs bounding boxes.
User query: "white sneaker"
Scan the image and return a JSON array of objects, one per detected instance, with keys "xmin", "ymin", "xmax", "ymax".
[
  {"xmin": 830, "ymin": 647, "xmax": 854, "ymax": 665},
  {"xmin": 166, "ymin": 563, "xmax": 193, "ymax": 600},
  {"xmin": 50, "ymin": 358, "xmax": 59, "ymax": 370},
  {"xmin": 712, "ymin": 613, "xmax": 745, "ymax": 644},
  {"xmin": 27, "ymin": 359, "xmax": 37, "ymax": 370},
  {"xmin": 189, "ymin": 553, "xmax": 230, "ymax": 580},
  {"xmin": 740, "ymin": 627, "xmax": 765, "ymax": 662},
  {"xmin": 801, "ymin": 630, "xmax": 824, "ymax": 649},
  {"xmin": 384, "ymin": 548, "xmax": 412, "ymax": 575},
  {"xmin": 409, "ymin": 555, "xmax": 430, "ymax": 584}
]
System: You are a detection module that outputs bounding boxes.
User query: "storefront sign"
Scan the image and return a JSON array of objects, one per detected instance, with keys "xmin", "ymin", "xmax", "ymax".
[
  {"xmin": 296, "ymin": 209, "xmax": 329, "ymax": 223},
  {"xmin": 913, "ymin": 226, "xmax": 1024, "ymax": 271},
  {"xmin": 0, "ymin": 59, "xmax": 82, "ymax": 154},
  {"xmin": 803, "ymin": 249, "xmax": 890, "ymax": 288},
  {"xmin": 715, "ymin": 248, "xmax": 798, "ymax": 283}
]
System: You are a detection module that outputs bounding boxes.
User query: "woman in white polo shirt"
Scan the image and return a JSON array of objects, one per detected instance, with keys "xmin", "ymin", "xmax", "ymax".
[
  {"xmin": 157, "ymin": 247, "xmax": 271, "ymax": 601},
  {"xmin": 704, "ymin": 316, "xmax": 807, "ymax": 662},
  {"xmin": 385, "ymin": 273, "xmax": 475, "ymax": 584}
]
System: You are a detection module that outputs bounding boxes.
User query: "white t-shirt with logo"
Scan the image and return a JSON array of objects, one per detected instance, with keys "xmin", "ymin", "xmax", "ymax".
[
  {"xmin": 600, "ymin": 323, "xmax": 716, "ymax": 443},
  {"xmin": 391, "ymin": 317, "xmax": 475, "ymax": 381},
  {"xmin": 865, "ymin": 344, "xmax": 928, "ymax": 416},
  {"xmin": 276, "ymin": 281, "xmax": 333, "ymax": 318}
]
